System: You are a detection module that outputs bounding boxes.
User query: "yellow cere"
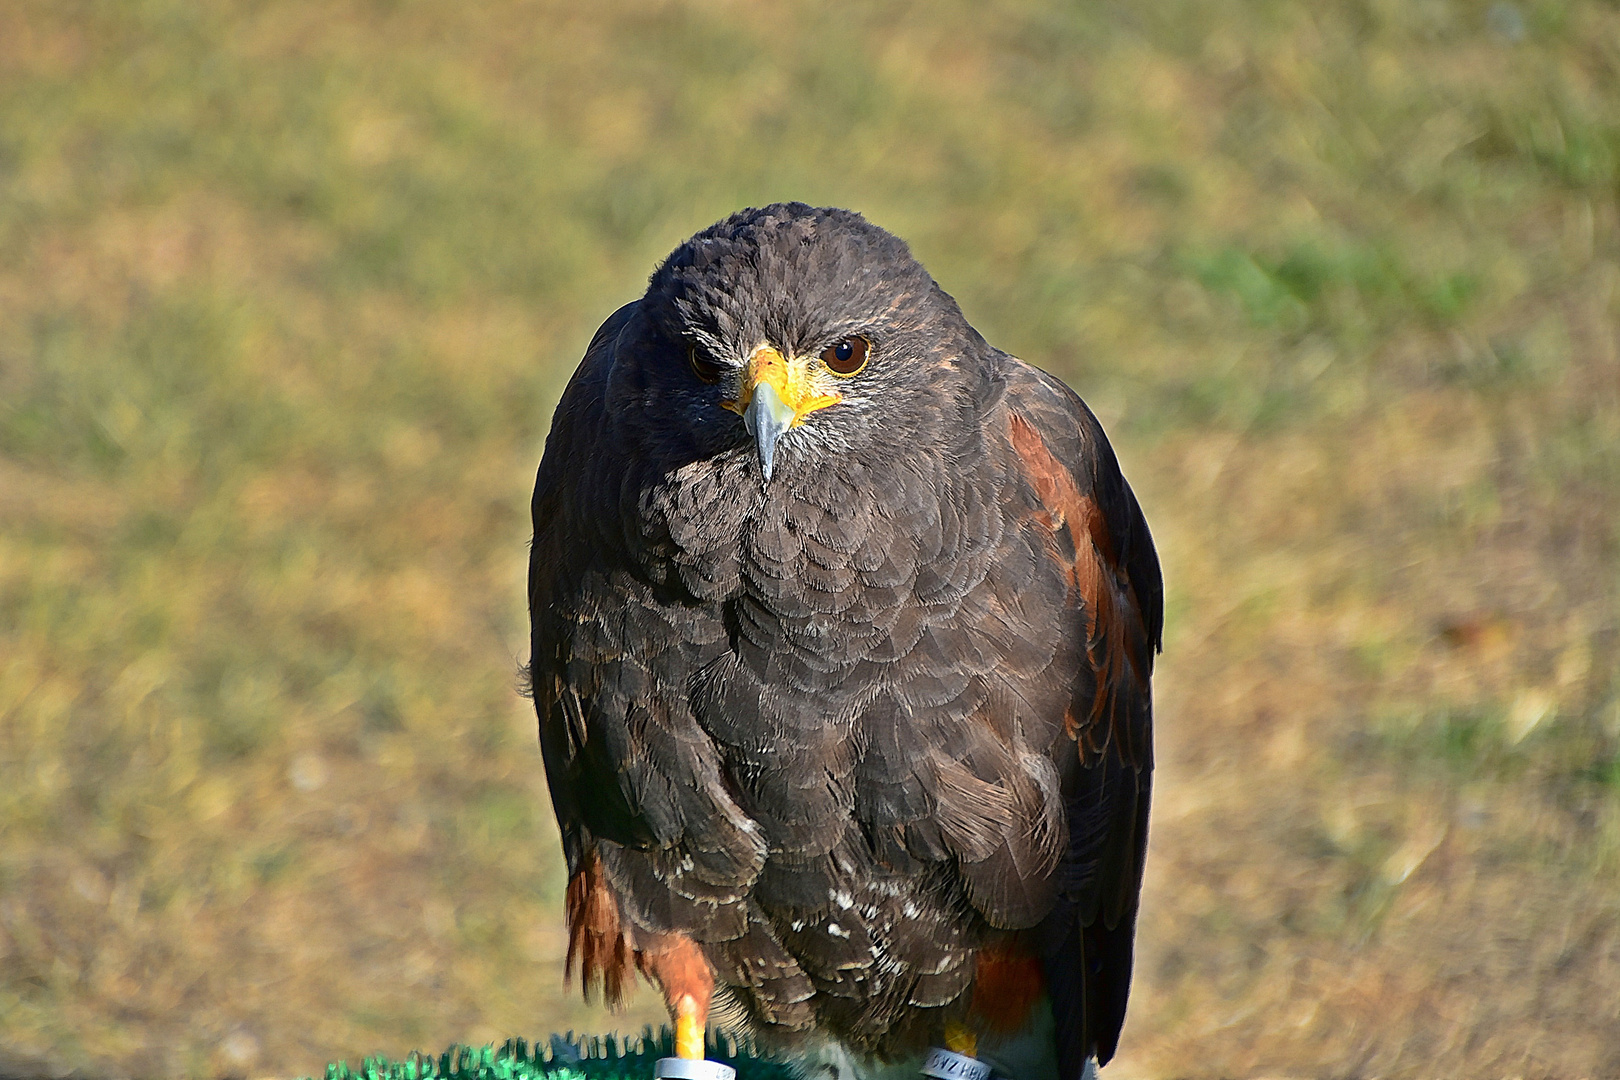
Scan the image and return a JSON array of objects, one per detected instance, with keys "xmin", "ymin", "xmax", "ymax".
[{"xmin": 723, "ymin": 344, "xmax": 842, "ymax": 425}]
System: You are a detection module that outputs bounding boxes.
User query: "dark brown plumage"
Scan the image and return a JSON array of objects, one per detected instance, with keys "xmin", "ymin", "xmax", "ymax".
[{"xmin": 526, "ymin": 204, "xmax": 1162, "ymax": 1079}]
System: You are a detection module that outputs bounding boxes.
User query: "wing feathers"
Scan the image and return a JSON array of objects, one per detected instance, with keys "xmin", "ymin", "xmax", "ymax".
[
  {"xmin": 1006, "ymin": 410, "xmax": 1153, "ymax": 768},
  {"xmin": 1000, "ymin": 363, "xmax": 1161, "ymax": 1072}
]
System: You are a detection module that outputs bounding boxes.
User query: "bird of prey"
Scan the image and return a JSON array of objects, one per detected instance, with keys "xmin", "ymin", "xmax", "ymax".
[{"xmin": 526, "ymin": 204, "xmax": 1162, "ymax": 1080}]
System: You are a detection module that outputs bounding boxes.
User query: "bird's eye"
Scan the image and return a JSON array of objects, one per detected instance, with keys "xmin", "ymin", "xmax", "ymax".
[
  {"xmin": 689, "ymin": 344, "xmax": 724, "ymax": 384},
  {"xmin": 820, "ymin": 336, "xmax": 868, "ymax": 376}
]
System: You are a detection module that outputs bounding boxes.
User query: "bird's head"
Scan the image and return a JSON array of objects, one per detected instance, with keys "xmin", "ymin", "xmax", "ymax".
[{"xmin": 609, "ymin": 203, "xmax": 987, "ymax": 483}]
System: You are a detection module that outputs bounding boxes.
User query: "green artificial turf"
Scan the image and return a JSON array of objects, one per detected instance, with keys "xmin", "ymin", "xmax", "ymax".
[{"xmin": 318, "ymin": 1030, "xmax": 799, "ymax": 1080}]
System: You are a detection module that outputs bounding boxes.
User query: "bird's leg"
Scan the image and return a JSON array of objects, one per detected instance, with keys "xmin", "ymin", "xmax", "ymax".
[
  {"xmin": 943, "ymin": 1023, "xmax": 978, "ymax": 1059},
  {"xmin": 674, "ymin": 998, "xmax": 706, "ymax": 1061},
  {"xmin": 636, "ymin": 935, "xmax": 716, "ymax": 1060}
]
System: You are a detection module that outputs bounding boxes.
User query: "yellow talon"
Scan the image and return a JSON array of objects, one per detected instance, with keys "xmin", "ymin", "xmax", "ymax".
[
  {"xmin": 944, "ymin": 1022, "xmax": 978, "ymax": 1058},
  {"xmin": 675, "ymin": 1000, "xmax": 705, "ymax": 1060}
]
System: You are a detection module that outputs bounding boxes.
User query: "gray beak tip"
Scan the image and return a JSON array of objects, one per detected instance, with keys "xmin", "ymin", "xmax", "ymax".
[{"xmin": 743, "ymin": 381, "xmax": 795, "ymax": 485}]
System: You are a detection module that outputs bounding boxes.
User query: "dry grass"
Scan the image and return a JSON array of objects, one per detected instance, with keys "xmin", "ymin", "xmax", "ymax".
[{"xmin": 0, "ymin": 0, "xmax": 1616, "ymax": 1077}]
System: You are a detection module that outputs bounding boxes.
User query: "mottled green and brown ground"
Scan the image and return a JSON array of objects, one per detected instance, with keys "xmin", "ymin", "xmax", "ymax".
[{"xmin": 1, "ymin": 1, "xmax": 1617, "ymax": 1076}]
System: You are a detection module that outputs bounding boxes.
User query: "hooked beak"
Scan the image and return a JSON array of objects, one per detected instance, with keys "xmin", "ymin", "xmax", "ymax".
[
  {"xmin": 743, "ymin": 380, "xmax": 795, "ymax": 482},
  {"xmin": 723, "ymin": 345, "xmax": 840, "ymax": 483}
]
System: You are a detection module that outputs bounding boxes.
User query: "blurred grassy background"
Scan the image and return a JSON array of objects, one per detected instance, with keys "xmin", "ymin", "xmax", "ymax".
[{"xmin": 1, "ymin": 0, "xmax": 1616, "ymax": 1076}]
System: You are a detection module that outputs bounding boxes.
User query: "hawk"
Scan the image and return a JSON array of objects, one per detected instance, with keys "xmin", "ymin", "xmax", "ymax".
[{"xmin": 527, "ymin": 204, "xmax": 1162, "ymax": 1080}]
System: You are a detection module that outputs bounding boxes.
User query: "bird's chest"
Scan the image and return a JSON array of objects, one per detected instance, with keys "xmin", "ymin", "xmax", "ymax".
[{"xmin": 641, "ymin": 455, "xmax": 1005, "ymax": 678}]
